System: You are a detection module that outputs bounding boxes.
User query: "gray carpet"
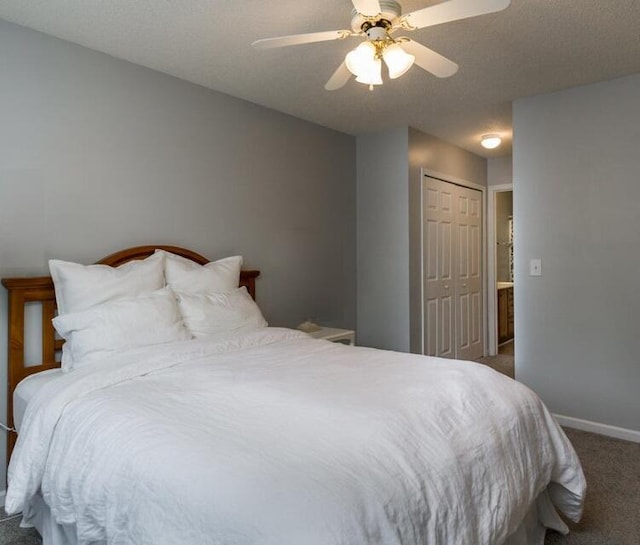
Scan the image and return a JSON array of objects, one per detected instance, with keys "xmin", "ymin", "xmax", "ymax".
[
  {"xmin": 476, "ymin": 352, "xmax": 515, "ymax": 378},
  {"xmin": 476, "ymin": 340, "xmax": 515, "ymax": 378},
  {"xmin": 544, "ymin": 428, "xmax": 640, "ymax": 545},
  {"xmin": 0, "ymin": 514, "xmax": 41, "ymax": 544},
  {"xmin": 1, "ymin": 428, "xmax": 637, "ymax": 544}
]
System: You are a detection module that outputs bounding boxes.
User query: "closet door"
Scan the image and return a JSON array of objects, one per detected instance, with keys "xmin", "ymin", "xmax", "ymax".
[
  {"xmin": 423, "ymin": 176, "xmax": 483, "ymax": 360},
  {"xmin": 454, "ymin": 185, "xmax": 483, "ymax": 360},
  {"xmin": 423, "ymin": 177, "xmax": 456, "ymax": 357}
]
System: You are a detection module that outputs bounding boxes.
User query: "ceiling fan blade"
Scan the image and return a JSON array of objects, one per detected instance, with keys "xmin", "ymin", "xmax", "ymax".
[
  {"xmin": 401, "ymin": 40, "xmax": 458, "ymax": 78},
  {"xmin": 402, "ymin": 0, "xmax": 510, "ymax": 30},
  {"xmin": 351, "ymin": 0, "xmax": 382, "ymax": 16},
  {"xmin": 252, "ymin": 30, "xmax": 351, "ymax": 50},
  {"xmin": 325, "ymin": 62, "xmax": 352, "ymax": 91}
]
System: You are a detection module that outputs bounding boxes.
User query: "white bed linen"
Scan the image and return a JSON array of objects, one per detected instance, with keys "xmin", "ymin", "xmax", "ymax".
[
  {"xmin": 19, "ymin": 486, "xmax": 568, "ymax": 545},
  {"xmin": 13, "ymin": 369, "xmax": 63, "ymax": 432},
  {"xmin": 7, "ymin": 328, "xmax": 585, "ymax": 545}
]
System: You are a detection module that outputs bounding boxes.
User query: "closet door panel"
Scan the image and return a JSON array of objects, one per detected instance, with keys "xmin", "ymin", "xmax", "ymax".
[
  {"xmin": 440, "ymin": 294, "xmax": 454, "ymax": 357},
  {"xmin": 455, "ymin": 185, "xmax": 483, "ymax": 360},
  {"xmin": 423, "ymin": 177, "xmax": 456, "ymax": 358}
]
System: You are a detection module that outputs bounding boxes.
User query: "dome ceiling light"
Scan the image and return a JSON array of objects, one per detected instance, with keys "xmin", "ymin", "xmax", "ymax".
[{"xmin": 480, "ymin": 134, "xmax": 502, "ymax": 149}]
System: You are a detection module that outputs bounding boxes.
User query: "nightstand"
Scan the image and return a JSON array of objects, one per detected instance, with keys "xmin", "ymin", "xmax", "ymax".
[{"xmin": 307, "ymin": 327, "xmax": 355, "ymax": 345}]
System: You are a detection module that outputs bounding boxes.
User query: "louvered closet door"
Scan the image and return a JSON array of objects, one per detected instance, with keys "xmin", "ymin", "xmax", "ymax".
[{"xmin": 423, "ymin": 176, "xmax": 483, "ymax": 360}]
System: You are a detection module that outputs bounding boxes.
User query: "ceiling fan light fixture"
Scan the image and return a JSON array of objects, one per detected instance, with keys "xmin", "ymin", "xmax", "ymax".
[
  {"xmin": 345, "ymin": 41, "xmax": 377, "ymax": 77},
  {"xmin": 480, "ymin": 134, "xmax": 502, "ymax": 149},
  {"xmin": 253, "ymin": 0, "xmax": 511, "ymax": 91},
  {"xmin": 382, "ymin": 43, "xmax": 415, "ymax": 79},
  {"xmin": 355, "ymin": 57, "xmax": 383, "ymax": 87}
]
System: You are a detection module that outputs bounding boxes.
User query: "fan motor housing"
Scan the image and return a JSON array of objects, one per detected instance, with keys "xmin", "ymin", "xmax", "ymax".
[{"xmin": 350, "ymin": 0, "xmax": 402, "ymax": 32}]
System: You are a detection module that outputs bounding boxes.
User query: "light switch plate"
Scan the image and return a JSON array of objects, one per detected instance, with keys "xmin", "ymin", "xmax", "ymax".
[{"xmin": 530, "ymin": 258, "xmax": 542, "ymax": 276}]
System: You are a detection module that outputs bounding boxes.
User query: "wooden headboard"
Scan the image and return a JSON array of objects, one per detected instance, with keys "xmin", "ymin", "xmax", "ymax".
[{"xmin": 1, "ymin": 245, "xmax": 259, "ymax": 466}]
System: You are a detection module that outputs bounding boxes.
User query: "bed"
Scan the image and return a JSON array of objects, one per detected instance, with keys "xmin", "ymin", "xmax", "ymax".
[{"xmin": 2, "ymin": 245, "xmax": 586, "ymax": 545}]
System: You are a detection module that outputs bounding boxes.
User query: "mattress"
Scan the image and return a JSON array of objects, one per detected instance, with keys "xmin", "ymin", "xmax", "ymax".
[{"xmin": 13, "ymin": 369, "xmax": 63, "ymax": 432}]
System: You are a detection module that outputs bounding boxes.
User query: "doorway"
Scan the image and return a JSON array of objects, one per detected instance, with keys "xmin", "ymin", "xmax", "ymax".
[
  {"xmin": 422, "ymin": 173, "xmax": 484, "ymax": 360},
  {"xmin": 487, "ymin": 185, "xmax": 514, "ymax": 356}
]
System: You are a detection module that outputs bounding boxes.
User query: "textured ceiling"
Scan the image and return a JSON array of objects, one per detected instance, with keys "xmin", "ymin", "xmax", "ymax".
[{"xmin": 1, "ymin": 0, "xmax": 639, "ymax": 157}]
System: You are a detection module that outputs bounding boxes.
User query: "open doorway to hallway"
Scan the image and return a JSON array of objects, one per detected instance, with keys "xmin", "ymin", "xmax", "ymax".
[
  {"xmin": 495, "ymin": 190, "xmax": 514, "ymax": 357},
  {"xmin": 487, "ymin": 184, "xmax": 514, "ymax": 363},
  {"xmin": 478, "ymin": 190, "xmax": 514, "ymax": 377}
]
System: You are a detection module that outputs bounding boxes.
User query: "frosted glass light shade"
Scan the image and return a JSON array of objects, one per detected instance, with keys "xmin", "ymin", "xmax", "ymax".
[
  {"xmin": 480, "ymin": 134, "xmax": 502, "ymax": 149},
  {"xmin": 382, "ymin": 43, "xmax": 415, "ymax": 79},
  {"xmin": 355, "ymin": 58, "xmax": 383, "ymax": 86},
  {"xmin": 345, "ymin": 41, "xmax": 377, "ymax": 77}
]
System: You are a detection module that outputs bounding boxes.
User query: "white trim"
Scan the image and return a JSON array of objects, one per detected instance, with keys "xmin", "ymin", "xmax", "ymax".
[
  {"xmin": 420, "ymin": 169, "xmax": 487, "ymax": 357},
  {"xmin": 487, "ymin": 183, "xmax": 513, "ymax": 355},
  {"xmin": 554, "ymin": 414, "xmax": 640, "ymax": 443},
  {"xmin": 419, "ymin": 169, "xmax": 425, "ymax": 354}
]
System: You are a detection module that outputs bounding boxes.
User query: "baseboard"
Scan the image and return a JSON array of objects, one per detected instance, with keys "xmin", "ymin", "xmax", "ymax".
[
  {"xmin": 0, "ymin": 489, "xmax": 5, "ymax": 509},
  {"xmin": 554, "ymin": 414, "xmax": 640, "ymax": 443}
]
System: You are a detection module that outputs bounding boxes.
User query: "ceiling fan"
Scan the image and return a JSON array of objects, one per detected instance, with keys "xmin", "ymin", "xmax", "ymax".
[{"xmin": 252, "ymin": 0, "xmax": 510, "ymax": 90}]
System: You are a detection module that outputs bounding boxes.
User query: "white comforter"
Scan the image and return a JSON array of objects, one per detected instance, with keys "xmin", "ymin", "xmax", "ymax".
[{"xmin": 7, "ymin": 328, "xmax": 585, "ymax": 545}]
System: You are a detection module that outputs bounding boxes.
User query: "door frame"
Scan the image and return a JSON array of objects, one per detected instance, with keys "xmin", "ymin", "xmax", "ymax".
[
  {"xmin": 419, "ymin": 168, "xmax": 487, "ymax": 357},
  {"xmin": 487, "ymin": 183, "xmax": 513, "ymax": 355}
]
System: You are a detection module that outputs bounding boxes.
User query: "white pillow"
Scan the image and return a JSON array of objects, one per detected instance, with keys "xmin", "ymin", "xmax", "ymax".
[
  {"xmin": 176, "ymin": 287, "xmax": 267, "ymax": 340},
  {"xmin": 157, "ymin": 250, "xmax": 242, "ymax": 295},
  {"xmin": 53, "ymin": 287, "xmax": 191, "ymax": 371},
  {"xmin": 49, "ymin": 252, "xmax": 165, "ymax": 315}
]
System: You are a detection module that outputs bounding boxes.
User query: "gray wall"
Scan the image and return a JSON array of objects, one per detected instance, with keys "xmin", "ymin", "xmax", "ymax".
[
  {"xmin": 356, "ymin": 128, "xmax": 486, "ymax": 353},
  {"xmin": 356, "ymin": 129, "xmax": 410, "ymax": 351},
  {"xmin": 408, "ymin": 128, "xmax": 487, "ymax": 354},
  {"xmin": 513, "ymin": 73, "xmax": 640, "ymax": 432},
  {"xmin": 488, "ymin": 156, "xmax": 513, "ymax": 186},
  {"xmin": 0, "ymin": 20, "xmax": 357, "ymax": 486}
]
